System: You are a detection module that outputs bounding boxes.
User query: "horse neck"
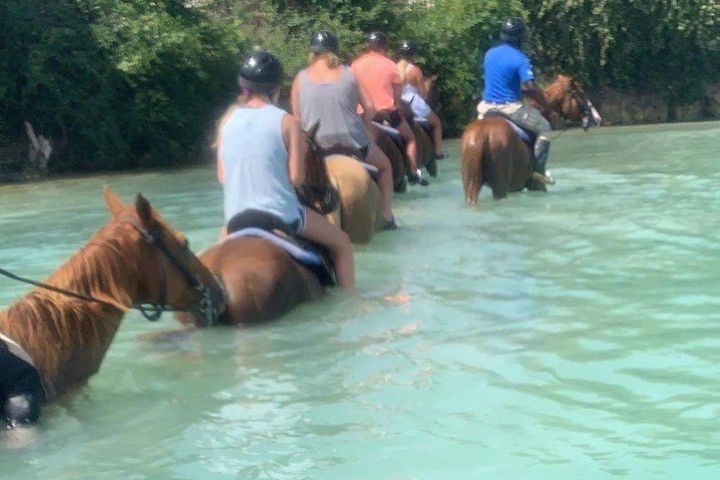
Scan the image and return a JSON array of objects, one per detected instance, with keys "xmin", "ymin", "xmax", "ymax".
[{"xmin": 0, "ymin": 223, "xmax": 144, "ymax": 400}]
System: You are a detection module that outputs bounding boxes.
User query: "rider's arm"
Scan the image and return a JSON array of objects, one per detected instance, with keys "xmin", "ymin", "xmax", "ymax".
[
  {"xmin": 215, "ymin": 104, "xmax": 238, "ymax": 184},
  {"xmin": 522, "ymin": 80, "xmax": 548, "ymax": 109},
  {"xmin": 290, "ymin": 73, "xmax": 302, "ymax": 116},
  {"xmin": 519, "ymin": 55, "xmax": 548, "ymax": 109},
  {"xmin": 356, "ymin": 79, "xmax": 377, "ymax": 129},
  {"xmin": 406, "ymin": 65, "xmax": 428, "ymax": 99},
  {"xmin": 282, "ymin": 114, "xmax": 306, "ymax": 187}
]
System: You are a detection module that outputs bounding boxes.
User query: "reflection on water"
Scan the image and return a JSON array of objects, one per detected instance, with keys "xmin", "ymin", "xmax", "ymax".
[{"xmin": 1, "ymin": 122, "xmax": 720, "ymax": 478}]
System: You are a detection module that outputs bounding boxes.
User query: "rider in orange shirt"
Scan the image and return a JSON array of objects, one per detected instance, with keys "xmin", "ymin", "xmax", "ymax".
[{"xmin": 351, "ymin": 32, "xmax": 428, "ymax": 186}]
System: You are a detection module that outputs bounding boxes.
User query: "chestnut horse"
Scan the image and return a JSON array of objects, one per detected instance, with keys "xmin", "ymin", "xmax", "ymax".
[
  {"xmin": 0, "ymin": 188, "xmax": 225, "ymax": 426},
  {"xmin": 324, "ymin": 152, "xmax": 383, "ymax": 244},
  {"xmin": 461, "ymin": 74, "xmax": 602, "ymax": 204},
  {"xmin": 187, "ymin": 128, "xmax": 342, "ymax": 325}
]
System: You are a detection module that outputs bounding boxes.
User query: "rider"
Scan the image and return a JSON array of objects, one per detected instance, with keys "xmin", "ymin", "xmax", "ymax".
[
  {"xmin": 397, "ymin": 40, "xmax": 445, "ymax": 159},
  {"xmin": 476, "ymin": 17, "xmax": 553, "ymax": 183},
  {"xmin": 216, "ymin": 50, "xmax": 355, "ymax": 289},
  {"xmin": 291, "ymin": 30, "xmax": 398, "ymax": 230},
  {"xmin": 351, "ymin": 32, "xmax": 428, "ymax": 186}
]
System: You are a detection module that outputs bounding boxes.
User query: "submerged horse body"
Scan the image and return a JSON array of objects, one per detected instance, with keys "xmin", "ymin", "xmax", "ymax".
[
  {"xmin": 461, "ymin": 74, "xmax": 602, "ymax": 204},
  {"xmin": 193, "ymin": 124, "xmax": 345, "ymax": 325},
  {"xmin": 0, "ymin": 189, "xmax": 224, "ymax": 427}
]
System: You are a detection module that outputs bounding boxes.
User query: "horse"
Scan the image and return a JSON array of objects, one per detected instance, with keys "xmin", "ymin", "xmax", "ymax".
[
  {"xmin": 374, "ymin": 73, "xmax": 441, "ymax": 187},
  {"xmin": 461, "ymin": 74, "xmax": 602, "ymax": 204},
  {"xmin": 185, "ymin": 125, "xmax": 343, "ymax": 325},
  {"xmin": 322, "ymin": 146, "xmax": 384, "ymax": 244},
  {"xmin": 0, "ymin": 188, "xmax": 225, "ymax": 427}
]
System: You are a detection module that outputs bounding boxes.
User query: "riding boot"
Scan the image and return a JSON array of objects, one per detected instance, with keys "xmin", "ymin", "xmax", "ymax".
[{"xmin": 533, "ymin": 136, "xmax": 554, "ymax": 184}]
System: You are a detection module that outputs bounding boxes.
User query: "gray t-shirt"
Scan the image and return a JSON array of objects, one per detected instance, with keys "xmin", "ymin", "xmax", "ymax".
[{"xmin": 297, "ymin": 66, "xmax": 370, "ymax": 151}]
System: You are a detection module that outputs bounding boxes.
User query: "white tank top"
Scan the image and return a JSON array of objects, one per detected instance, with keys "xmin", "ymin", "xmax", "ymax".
[{"xmin": 219, "ymin": 105, "xmax": 303, "ymax": 225}]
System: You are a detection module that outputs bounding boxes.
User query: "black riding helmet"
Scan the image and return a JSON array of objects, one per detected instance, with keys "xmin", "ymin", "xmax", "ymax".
[
  {"xmin": 398, "ymin": 39, "xmax": 417, "ymax": 58},
  {"xmin": 310, "ymin": 30, "xmax": 339, "ymax": 54},
  {"xmin": 237, "ymin": 50, "xmax": 283, "ymax": 94},
  {"xmin": 500, "ymin": 17, "xmax": 526, "ymax": 44},
  {"xmin": 365, "ymin": 31, "xmax": 388, "ymax": 51}
]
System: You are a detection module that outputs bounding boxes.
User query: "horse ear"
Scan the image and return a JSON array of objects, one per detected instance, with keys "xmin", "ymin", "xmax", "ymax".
[
  {"xmin": 103, "ymin": 186, "xmax": 125, "ymax": 217},
  {"xmin": 135, "ymin": 194, "xmax": 155, "ymax": 229}
]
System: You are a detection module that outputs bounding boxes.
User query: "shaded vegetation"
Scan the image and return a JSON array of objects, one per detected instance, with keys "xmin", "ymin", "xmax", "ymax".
[{"xmin": 1, "ymin": 0, "xmax": 718, "ymax": 173}]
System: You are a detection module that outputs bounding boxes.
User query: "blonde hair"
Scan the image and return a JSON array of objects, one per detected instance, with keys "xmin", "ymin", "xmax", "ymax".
[{"xmin": 309, "ymin": 52, "xmax": 341, "ymax": 69}]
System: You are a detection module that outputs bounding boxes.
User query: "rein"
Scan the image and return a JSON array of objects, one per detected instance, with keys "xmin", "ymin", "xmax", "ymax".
[{"xmin": 0, "ymin": 219, "xmax": 225, "ymax": 327}]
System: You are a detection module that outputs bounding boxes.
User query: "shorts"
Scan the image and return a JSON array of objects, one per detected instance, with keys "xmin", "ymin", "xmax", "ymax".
[
  {"xmin": 227, "ymin": 208, "xmax": 305, "ymax": 236},
  {"xmin": 401, "ymin": 92, "xmax": 432, "ymax": 119}
]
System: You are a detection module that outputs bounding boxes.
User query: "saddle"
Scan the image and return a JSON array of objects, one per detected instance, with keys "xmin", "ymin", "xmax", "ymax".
[
  {"xmin": 226, "ymin": 210, "xmax": 336, "ymax": 286},
  {"xmin": 372, "ymin": 121, "xmax": 404, "ymax": 150},
  {"xmin": 321, "ymin": 145, "xmax": 379, "ymax": 176},
  {"xmin": 484, "ymin": 110, "xmax": 537, "ymax": 148}
]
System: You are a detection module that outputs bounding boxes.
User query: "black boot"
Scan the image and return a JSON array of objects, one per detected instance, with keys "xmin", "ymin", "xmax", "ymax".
[{"xmin": 533, "ymin": 137, "xmax": 554, "ymax": 184}]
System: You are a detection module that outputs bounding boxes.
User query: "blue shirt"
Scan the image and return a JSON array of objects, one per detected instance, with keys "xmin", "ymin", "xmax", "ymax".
[
  {"xmin": 219, "ymin": 104, "xmax": 304, "ymax": 226},
  {"xmin": 481, "ymin": 43, "xmax": 535, "ymax": 103}
]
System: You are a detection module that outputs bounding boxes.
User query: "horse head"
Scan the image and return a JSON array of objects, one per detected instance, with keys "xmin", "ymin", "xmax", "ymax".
[
  {"xmin": 103, "ymin": 187, "xmax": 226, "ymax": 326},
  {"xmin": 296, "ymin": 122, "xmax": 341, "ymax": 215},
  {"xmin": 543, "ymin": 75, "xmax": 603, "ymax": 130}
]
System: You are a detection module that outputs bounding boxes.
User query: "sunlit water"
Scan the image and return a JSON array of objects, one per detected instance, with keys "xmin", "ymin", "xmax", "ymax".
[{"xmin": 1, "ymin": 122, "xmax": 720, "ymax": 478}]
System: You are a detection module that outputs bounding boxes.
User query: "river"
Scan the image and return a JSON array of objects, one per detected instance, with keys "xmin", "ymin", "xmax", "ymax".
[{"xmin": 1, "ymin": 122, "xmax": 720, "ymax": 478}]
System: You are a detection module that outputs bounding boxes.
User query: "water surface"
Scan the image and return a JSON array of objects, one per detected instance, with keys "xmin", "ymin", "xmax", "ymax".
[{"xmin": 1, "ymin": 122, "xmax": 719, "ymax": 478}]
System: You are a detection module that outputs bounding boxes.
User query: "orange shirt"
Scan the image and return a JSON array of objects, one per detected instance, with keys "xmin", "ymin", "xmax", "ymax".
[{"xmin": 351, "ymin": 51, "xmax": 400, "ymax": 111}]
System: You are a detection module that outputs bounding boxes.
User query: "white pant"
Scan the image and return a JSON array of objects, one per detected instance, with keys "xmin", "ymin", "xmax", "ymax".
[{"xmin": 476, "ymin": 101, "xmax": 551, "ymax": 135}]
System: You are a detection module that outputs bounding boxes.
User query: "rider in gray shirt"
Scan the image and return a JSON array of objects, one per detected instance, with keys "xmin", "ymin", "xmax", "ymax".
[{"xmin": 291, "ymin": 30, "xmax": 397, "ymax": 230}]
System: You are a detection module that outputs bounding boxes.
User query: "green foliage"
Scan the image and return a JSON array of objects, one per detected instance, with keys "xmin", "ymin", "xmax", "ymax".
[
  {"xmin": 2, "ymin": 0, "xmax": 719, "ymax": 172},
  {"xmin": 0, "ymin": 0, "xmax": 241, "ymax": 171},
  {"xmin": 524, "ymin": 0, "xmax": 720, "ymax": 102}
]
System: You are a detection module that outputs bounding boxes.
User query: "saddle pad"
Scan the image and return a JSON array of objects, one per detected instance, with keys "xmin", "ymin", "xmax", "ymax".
[
  {"xmin": 505, "ymin": 119, "xmax": 533, "ymax": 144},
  {"xmin": 227, "ymin": 228, "xmax": 323, "ymax": 268},
  {"xmin": 372, "ymin": 122, "xmax": 402, "ymax": 142},
  {"xmin": 326, "ymin": 154, "xmax": 379, "ymax": 175}
]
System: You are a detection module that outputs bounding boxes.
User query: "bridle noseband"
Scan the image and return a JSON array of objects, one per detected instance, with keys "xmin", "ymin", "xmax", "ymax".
[
  {"xmin": 0, "ymin": 219, "xmax": 226, "ymax": 327},
  {"xmin": 127, "ymin": 219, "xmax": 226, "ymax": 326}
]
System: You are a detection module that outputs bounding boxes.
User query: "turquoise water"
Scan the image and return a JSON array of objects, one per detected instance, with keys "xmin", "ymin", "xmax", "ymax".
[{"xmin": 1, "ymin": 122, "xmax": 720, "ymax": 478}]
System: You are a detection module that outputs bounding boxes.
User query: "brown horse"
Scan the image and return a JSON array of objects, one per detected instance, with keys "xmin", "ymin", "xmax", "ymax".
[
  {"xmin": 187, "ymin": 128, "xmax": 342, "ymax": 325},
  {"xmin": 0, "ymin": 188, "xmax": 225, "ymax": 426},
  {"xmin": 461, "ymin": 75, "xmax": 602, "ymax": 204},
  {"xmin": 324, "ymin": 153, "xmax": 383, "ymax": 244}
]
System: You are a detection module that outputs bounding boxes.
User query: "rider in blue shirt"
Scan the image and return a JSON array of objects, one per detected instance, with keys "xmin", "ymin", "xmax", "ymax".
[{"xmin": 476, "ymin": 18, "xmax": 554, "ymax": 183}]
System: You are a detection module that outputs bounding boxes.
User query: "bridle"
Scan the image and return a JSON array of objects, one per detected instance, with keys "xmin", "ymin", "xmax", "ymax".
[
  {"xmin": 125, "ymin": 218, "xmax": 226, "ymax": 326},
  {"xmin": 566, "ymin": 85, "xmax": 601, "ymax": 131},
  {"xmin": 297, "ymin": 136, "xmax": 340, "ymax": 215},
  {"xmin": 0, "ymin": 218, "xmax": 226, "ymax": 327}
]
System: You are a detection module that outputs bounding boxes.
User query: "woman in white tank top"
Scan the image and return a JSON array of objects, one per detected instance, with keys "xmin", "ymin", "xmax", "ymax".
[
  {"xmin": 397, "ymin": 41, "xmax": 445, "ymax": 159},
  {"xmin": 217, "ymin": 51, "xmax": 355, "ymax": 289}
]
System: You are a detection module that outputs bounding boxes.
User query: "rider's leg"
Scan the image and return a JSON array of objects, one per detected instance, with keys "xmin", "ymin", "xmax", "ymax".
[
  {"xmin": 300, "ymin": 208, "xmax": 355, "ymax": 290},
  {"xmin": 397, "ymin": 118, "xmax": 418, "ymax": 173},
  {"xmin": 427, "ymin": 111, "xmax": 444, "ymax": 157},
  {"xmin": 509, "ymin": 105, "xmax": 553, "ymax": 178},
  {"xmin": 397, "ymin": 118, "xmax": 428, "ymax": 185},
  {"xmin": 365, "ymin": 142, "xmax": 394, "ymax": 223}
]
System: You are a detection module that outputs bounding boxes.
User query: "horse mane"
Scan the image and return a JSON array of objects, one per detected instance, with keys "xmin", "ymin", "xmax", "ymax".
[{"xmin": 0, "ymin": 219, "xmax": 142, "ymax": 398}]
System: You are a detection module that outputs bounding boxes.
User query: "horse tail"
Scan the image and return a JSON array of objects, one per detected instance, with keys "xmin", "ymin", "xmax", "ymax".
[{"xmin": 461, "ymin": 121, "xmax": 489, "ymax": 205}]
